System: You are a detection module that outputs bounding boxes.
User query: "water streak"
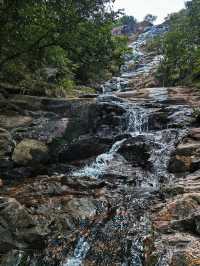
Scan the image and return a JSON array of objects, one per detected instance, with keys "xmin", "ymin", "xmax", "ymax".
[
  {"xmin": 64, "ymin": 237, "xmax": 90, "ymax": 266},
  {"xmin": 127, "ymin": 107, "xmax": 149, "ymax": 134},
  {"xmin": 72, "ymin": 139, "xmax": 126, "ymax": 178}
]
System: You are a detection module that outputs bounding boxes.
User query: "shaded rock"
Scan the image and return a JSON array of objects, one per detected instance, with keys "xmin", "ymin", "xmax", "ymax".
[
  {"xmin": 12, "ymin": 139, "xmax": 49, "ymax": 166},
  {"xmin": 118, "ymin": 137, "xmax": 151, "ymax": 168},
  {"xmin": 0, "ymin": 128, "xmax": 14, "ymax": 169},
  {"xmin": 12, "ymin": 117, "xmax": 69, "ymax": 143},
  {"xmin": 93, "ymin": 101, "xmax": 126, "ymax": 137},
  {"xmin": 1, "ymin": 166, "xmax": 46, "ymax": 181},
  {"xmin": 169, "ymin": 140, "xmax": 200, "ymax": 173},
  {"xmin": 53, "ymin": 137, "xmax": 111, "ymax": 163},
  {"xmin": 0, "ymin": 197, "xmax": 45, "ymax": 253},
  {"xmin": 79, "ymin": 94, "xmax": 98, "ymax": 99},
  {"xmin": 0, "ymin": 115, "xmax": 32, "ymax": 129}
]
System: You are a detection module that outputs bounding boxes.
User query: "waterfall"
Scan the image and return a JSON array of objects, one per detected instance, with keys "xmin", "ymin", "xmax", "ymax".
[
  {"xmin": 72, "ymin": 139, "xmax": 126, "ymax": 178},
  {"xmin": 65, "ymin": 24, "xmax": 174, "ymax": 266},
  {"xmin": 127, "ymin": 107, "xmax": 149, "ymax": 134}
]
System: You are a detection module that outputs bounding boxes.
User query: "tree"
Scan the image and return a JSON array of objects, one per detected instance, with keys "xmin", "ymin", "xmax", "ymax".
[
  {"xmin": 144, "ymin": 14, "xmax": 157, "ymax": 24},
  {"xmin": 157, "ymin": 0, "xmax": 200, "ymax": 87},
  {"xmin": 0, "ymin": 0, "xmax": 126, "ymax": 89}
]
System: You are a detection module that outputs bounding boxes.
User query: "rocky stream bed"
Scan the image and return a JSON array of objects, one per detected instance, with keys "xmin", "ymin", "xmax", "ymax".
[{"xmin": 0, "ymin": 25, "xmax": 200, "ymax": 266}]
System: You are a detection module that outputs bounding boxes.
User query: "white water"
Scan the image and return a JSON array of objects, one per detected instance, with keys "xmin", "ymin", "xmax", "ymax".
[
  {"xmin": 72, "ymin": 138, "xmax": 126, "ymax": 178},
  {"xmin": 127, "ymin": 107, "xmax": 149, "ymax": 134},
  {"xmin": 64, "ymin": 237, "xmax": 90, "ymax": 266}
]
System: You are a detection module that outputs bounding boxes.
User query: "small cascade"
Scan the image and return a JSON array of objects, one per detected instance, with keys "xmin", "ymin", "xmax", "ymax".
[
  {"xmin": 64, "ymin": 237, "xmax": 90, "ymax": 266},
  {"xmin": 101, "ymin": 24, "xmax": 167, "ymax": 94},
  {"xmin": 116, "ymin": 77, "xmax": 121, "ymax": 91},
  {"xmin": 126, "ymin": 106, "xmax": 149, "ymax": 134},
  {"xmin": 72, "ymin": 138, "xmax": 126, "ymax": 178}
]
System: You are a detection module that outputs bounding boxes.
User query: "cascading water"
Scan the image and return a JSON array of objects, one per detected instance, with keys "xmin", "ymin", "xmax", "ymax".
[
  {"xmin": 126, "ymin": 106, "xmax": 149, "ymax": 134},
  {"xmin": 63, "ymin": 24, "xmax": 182, "ymax": 266},
  {"xmin": 72, "ymin": 138, "xmax": 126, "ymax": 178},
  {"xmin": 64, "ymin": 238, "xmax": 90, "ymax": 266}
]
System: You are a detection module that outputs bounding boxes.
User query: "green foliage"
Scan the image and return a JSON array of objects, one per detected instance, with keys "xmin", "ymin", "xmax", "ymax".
[
  {"xmin": 157, "ymin": 0, "xmax": 200, "ymax": 87},
  {"xmin": 193, "ymin": 107, "xmax": 200, "ymax": 123},
  {"xmin": 115, "ymin": 15, "xmax": 137, "ymax": 26},
  {"xmin": 0, "ymin": 0, "xmax": 128, "ymax": 96},
  {"xmin": 114, "ymin": 15, "xmax": 137, "ymax": 34},
  {"xmin": 145, "ymin": 36, "xmax": 163, "ymax": 53},
  {"xmin": 144, "ymin": 14, "xmax": 157, "ymax": 24}
]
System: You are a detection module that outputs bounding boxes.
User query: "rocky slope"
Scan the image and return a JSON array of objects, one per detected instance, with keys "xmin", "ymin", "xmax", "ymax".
[{"xmin": 0, "ymin": 24, "xmax": 200, "ymax": 266}]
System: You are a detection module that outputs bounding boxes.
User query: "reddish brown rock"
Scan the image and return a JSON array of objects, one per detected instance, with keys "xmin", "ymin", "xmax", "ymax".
[
  {"xmin": 189, "ymin": 128, "xmax": 200, "ymax": 141},
  {"xmin": 169, "ymin": 139, "xmax": 200, "ymax": 173},
  {"xmin": 146, "ymin": 167, "xmax": 200, "ymax": 265}
]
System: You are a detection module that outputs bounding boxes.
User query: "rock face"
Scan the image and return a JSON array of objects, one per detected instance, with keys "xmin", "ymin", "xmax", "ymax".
[
  {"xmin": 0, "ymin": 96, "xmax": 97, "ymax": 180},
  {"xmin": 169, "ymin": 132, "xmax": 200, "ymax": 173},
  {"xmin": 145, "ymin": 170, "xmax": 200, "ymax": 265},
  {"xmin": 118, "ymin": 137, "xmax": 151, "ymax": 167}
]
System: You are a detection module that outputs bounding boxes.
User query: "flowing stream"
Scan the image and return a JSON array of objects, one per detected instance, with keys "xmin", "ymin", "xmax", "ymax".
[{"xmin": 64, "ymin": 24, "xmax": 186, "ymax": 266}]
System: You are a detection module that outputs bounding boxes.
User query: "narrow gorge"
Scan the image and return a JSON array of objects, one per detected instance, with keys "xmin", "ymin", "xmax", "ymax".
[{"xmin": 0, "ymin": 23, "xmax": 200, "ymax": 266}]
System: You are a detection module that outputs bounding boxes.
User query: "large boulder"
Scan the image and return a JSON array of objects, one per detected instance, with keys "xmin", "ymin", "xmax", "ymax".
[
  {"xmin": 118, "ymin": 137, "xmax": 151, "ymax": 168},
  {"xmin": 51, "ymin": 137, "xmax": 111, "ymax": 163},
  {"xmin": 12, "ymin": 139, "xmax": 49, "ymax": 166}
]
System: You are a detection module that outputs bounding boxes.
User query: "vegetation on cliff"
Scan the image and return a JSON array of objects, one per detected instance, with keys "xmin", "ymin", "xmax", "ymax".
[
  {"xmin": 156, "ymin": 0, "xmax": 200, "ymax": 88},
  {"xmin": 0, "ymin": 0, "xmax": 128, "ymax": 96}
]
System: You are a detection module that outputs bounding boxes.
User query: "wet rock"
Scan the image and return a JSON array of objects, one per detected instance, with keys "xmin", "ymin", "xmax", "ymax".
[
  {"xmin": 63, "ymin": 198, "xmax": 97, "ymax": 219},
  {"xmin": 93, "ymin": 101, "xmax": 126, "ymax": 137},
  {"xmin": 118, "ymin": 137, "xmax": 151, "ymax": 168},
  {"xmin": 153, "ymin": 193, "xmax": 200, "ymax": 233},
  {"xmin": 1, "ymin": 166, "xmax": 45, "ymax": 181},
  {"xmin": 0, "ymin": 128, "xmax": 14, "ymax": 170},
  {"xmin": 169, "ymin": 140, "xmax": 200, "ymax": 173},
  {"xmin": 0, "ymin": 197, "xmax": 45, "ymax": 253},
  {"xmin": 53, "ymin": 137, "xmax": 111, "ymax": 163},
  {"xmin": 79, "ymin": 93, "xmax": 98, "ymax": 98},
  {"xmin": 148, "ymin": 164, "xmax": 200, "ymax": 265},
  {"xmin": 0, "ymin": 128, "xmax": 14, "ymax": 158},
  {"xmin": 12, "ymin": 139, "xmax": 49, "ymax": 166},
  {"xmin": 61, "ymin": 175, "xmax": 106, "ymax": 190},
  {"xmin": 12, "ymin": 117, "xmax": 69, "ymax": 143},
  {"xmin": 145, "ymin": 233, "xmax": 200, "ymax": 266}
]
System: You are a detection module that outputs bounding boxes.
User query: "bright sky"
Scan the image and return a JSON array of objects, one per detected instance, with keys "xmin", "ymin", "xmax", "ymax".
[{"xmin": 113, "ymin": 0, "xmax": 186, "ymax": 24}]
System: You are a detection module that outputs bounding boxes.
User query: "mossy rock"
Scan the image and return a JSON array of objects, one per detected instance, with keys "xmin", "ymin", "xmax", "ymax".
[{"xmin": 12, "ymin": 139, "xmax": 49, "ymax": 166}]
